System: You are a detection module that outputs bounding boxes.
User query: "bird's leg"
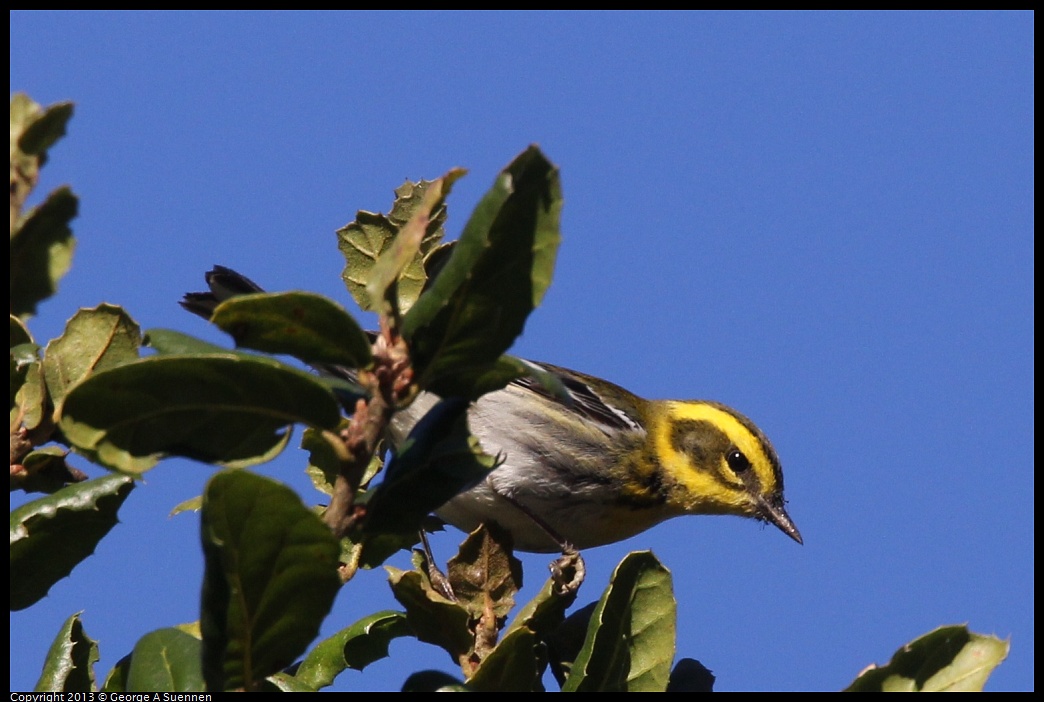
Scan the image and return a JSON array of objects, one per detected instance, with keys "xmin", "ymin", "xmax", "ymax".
[
  {"xmin": 497, "ymin": 492, "xmax": 585, "ymax": 596},
  {"xmin": 419, "ymin": 529, "xmax": 456, "ymax": 601}
]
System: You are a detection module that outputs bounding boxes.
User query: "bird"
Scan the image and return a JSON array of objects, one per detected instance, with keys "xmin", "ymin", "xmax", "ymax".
[
  {"xmin": 389, "ymin": 360, "xmax": 801, "ymax": 553},
  {"xmin": 182, "ymin": 266, "xmax": 801, "ymax": 555}
]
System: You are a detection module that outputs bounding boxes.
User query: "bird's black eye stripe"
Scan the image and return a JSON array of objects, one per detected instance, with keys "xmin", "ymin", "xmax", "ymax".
[{"xmin": 726, "ymin": 448, "xmax": 751, "ymax": 474}]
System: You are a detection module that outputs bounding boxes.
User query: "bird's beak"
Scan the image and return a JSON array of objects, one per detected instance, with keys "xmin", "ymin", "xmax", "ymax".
[{"xmin": 756, "ymin": 494, "xmax": 803, "ymax": 544}]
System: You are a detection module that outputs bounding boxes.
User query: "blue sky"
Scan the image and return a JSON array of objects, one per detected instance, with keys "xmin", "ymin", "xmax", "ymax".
[{"xmin": 10, "ymin": 11, "xmax": 1033, "ymax": 692}]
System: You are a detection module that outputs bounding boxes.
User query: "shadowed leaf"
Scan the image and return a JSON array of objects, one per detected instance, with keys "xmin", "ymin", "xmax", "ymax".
[
  {"xmin": 200, "ymin": 470, "xmax": 341, "ymax": 691},
  {"xmin": 34, "ymin": 613, "xmax": 98, "ymax": 692},
  {"xmin": 667, "ymin": 658, "xmax": 716, "ymax": 692},
  {"xmin": 561, "ymin": 551, "xmax": 676, "ymax": 692},
  {"xmin": 402, "ymin": 146, "xmax": 562, "ymax": 399},
  {"xmin": 59, "ymin": 355, "xmax": 340, "ymax": 474},
  {"xmin": 363, "ymin": 398, "xmax": 495, "ymax": 539},
  {"xmin": 11, "ymin": 474, "xmax": 134, "ymax": 610},
  {"xmin": 10, "ymin": 187, "xmax": 78, "ymax": 318},
  {"xmin": 292, "ymin": 610, "xmax": 412, "ymax": 690},
  {"xmin": 401, "ymin": 670, "xmax": 468, "ymax": 692},
  {"xmin": 126, "ymin": 628, "xmax": 204, "ymax": 692},
  {"xmin": 467, "ymin": 627, "xmax": 541, "ymax": 692},
  {"xmin": 210, "ymin": 291, "xmax": 372, "ymax": 369},
  {"xmin": 846, "ymin": 625, "xmax": 1009, "ymax": 692},
  {"xmin": 17, "ymin": 98, "xmax": 74, "ymax": 158}
]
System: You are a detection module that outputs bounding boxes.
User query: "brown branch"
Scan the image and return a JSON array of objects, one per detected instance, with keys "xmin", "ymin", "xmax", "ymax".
[{"xmin": 322, "ymin": 316, "xmax": 413, "ymax": 539}]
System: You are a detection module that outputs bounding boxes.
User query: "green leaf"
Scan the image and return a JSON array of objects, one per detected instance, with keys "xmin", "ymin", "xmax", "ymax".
[
  {"xmin": 125, "ymin": 628, "xmax": 205, "ymax": 692},
  {"xmin": 11, "ymin": 474, "xmax": 135, "ymax": 610},
  {"xmin": 100, "ymin": 654, "xmax": 131, "ymax": 693},
  {"xmin": 265, "ymin": 672, "xmax": 317, "ymax": 691},
  {"xmin": 421, "ymin": 240, "xmax": 456, "ymax": 290},
  {"xmin": 352, "ymin": 521, "xmax": 428, "ymax": 571},
  {"xmin": 467, "ymin": 627, "xmax": 541, "ymax": 692},
  {"xmin": 365, "ymin": 170, "xmax": 464, "ymax": 318},
  {"xmin": 11, "ymin": 93, "xmax": 45, "ymax": 144},
  {"xmin": 302, "ymin": 425, "xmax": 340, "ymax": 497},
  {"xmin": 10, "ymin": 187, "xmax": 78, "ymax": 319},
  {"xmin": 292, "ymin": 610, "xmax": 412, "ymax": 690},
  {"xmin": 339, "ymin": 211, "xmax": 400, "ymax": 312},
  {"xmin": 169, "ymin": 495, "xmax": 202, "ymax": 516},
  {"xmin": 545, "ymin": 601, "xmax": 595, "ymax": 687},
  {"xmin": 403, "ymin": 145, "xmax": 562, "ymax": 399},
  {"xmin": 58, "ymin": 354, "xmax": 341, "ymax": 474},
  {"xmin": 17, "ymin": 446, "xmax": 82, "ymax": 494},
  {"xmin": 43, "ymin": 304, "xmax": 141, "ymax": 405},
  {"xmin": 666, "ymin": 658, "xmax": 716, "ymax": 692},
  {"xmin": 11, "ymin": 314, "xmax": 33, "ymax": 346},
  {"xmin": 175, "ymin": 620, "xmax": 203, "ymax": 638},
  {"xmin": 10, "ymin": 95, "xmax": 74, "ymax": 208},
  {"xmin": 11, "ymin": 332, "xmax": 47, "ymax": 431},
  {"xmin": 561, "ymin": 551, "xmax": 676, "ymax": 692},
  {"xmin": 18, "ymin": 99, "xmax": 74, "ymax": 158},
  {"xmin": 209, "ymin": 291, "xmax": 373, "ymax": 369},
  {"xmin": 34, "ymin": 613, "xmax": 99, "ymax": 692},
  {"xmin": 14, "ymin": 360, "xmax": 48, "ymax": 432},
  {"xmin": 200, "ymin": 470, "xmax": 341, "ymax": 692},
  {"xmin": 10, "ymin": 342, "xmax": 39, "ymax": 369},
  {"xmin": 303, "ymin": 421, "xmax": 381, "ymax": 497},
  {"xmin": 147, "ymin": 327, "xmax": 373, "ymax": 404},
  {"xmin": 505, "ymin": 572, "xmax": 579, "ymax": 645},
  {"xmin": 144, "ymin": 328, "xmax": 241, "ymax": 356},
  {"xmin": 363, "ymin": 398, "xmax": 496, "ymax": 539},
  {"xmin": 341, "ymin": 610, "xmax": 413, "ymax": 672},
  {"xmin": 845, "ymin": 625, "xmax": 1009, "ymax": 692},
  {"xmin": 444, "ymin": 353, "xmax": 565, "ymax": 401},
  {"xmin": 339, "ymin": 179, "xmax": 450, "ymax": 313},
  {"xmin": 387, "ymin": 179, "xmax": 453, "ymax": 238},
  {"xmin": 401, "ymin": 670, "xmax": 469, "ymax": 692}
]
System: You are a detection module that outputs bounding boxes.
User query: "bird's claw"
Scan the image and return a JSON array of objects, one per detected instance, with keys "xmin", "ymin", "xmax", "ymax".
[{"xmin": 550, "ymin": 546, "xmax": 585, "ymax": 596}]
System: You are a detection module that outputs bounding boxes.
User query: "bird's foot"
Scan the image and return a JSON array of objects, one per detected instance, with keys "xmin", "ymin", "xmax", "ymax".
[{"xmin": 550, "ymin": 545, "xmax": 585, "ymax": 596}]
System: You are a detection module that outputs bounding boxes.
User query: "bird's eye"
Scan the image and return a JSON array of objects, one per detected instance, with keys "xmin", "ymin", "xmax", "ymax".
[{"xmin": 726, "ymin": 448, "xmax": 751, "ymax": 474}]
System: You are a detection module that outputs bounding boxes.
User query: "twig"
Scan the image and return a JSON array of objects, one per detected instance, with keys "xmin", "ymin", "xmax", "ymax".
[{"xmin": 322, "ymin": 316, "xmax": 413, "ymax": 538}]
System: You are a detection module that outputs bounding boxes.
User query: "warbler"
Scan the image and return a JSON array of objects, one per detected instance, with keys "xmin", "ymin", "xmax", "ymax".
[
  {"xmin": 390, "ymin": 362, "xmax": 801, "ymax": 552},
  {"xmin": 183, "ymin": 267, "xmax": 801, "ymax": 554}
]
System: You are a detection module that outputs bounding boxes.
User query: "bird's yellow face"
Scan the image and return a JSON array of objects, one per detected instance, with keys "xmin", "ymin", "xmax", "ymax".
[{"xmin": 651, "ymin": 401, "xmax": 801, "ymax": 543}]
